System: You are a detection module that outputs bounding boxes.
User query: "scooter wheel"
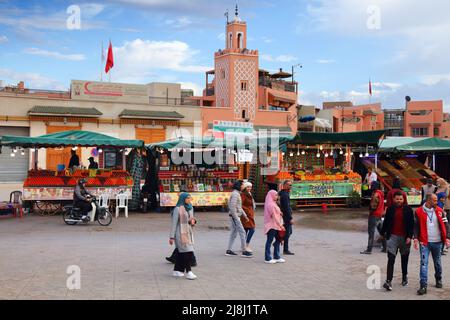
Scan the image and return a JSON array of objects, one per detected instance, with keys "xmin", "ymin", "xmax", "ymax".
[
  {"xmin": 98, "ymin": 210, "xmax": 112, "ymax": 226},
  {"xmin": 63, "ymin": 210, "xmax": 78, "ymax": 225}
]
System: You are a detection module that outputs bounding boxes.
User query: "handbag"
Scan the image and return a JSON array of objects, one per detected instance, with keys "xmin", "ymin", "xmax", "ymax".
[{"xmin": 276, "ymin": 229, "xmax": 286, "ymax": 242}]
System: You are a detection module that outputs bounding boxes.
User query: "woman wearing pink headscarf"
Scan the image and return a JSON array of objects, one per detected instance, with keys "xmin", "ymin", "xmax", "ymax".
[{"xmin": 264, "ymin": 190, "xmax": 286, "ymax": 264}]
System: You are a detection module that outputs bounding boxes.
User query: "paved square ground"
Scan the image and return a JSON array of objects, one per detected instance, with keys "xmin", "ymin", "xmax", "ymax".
[{"xmin": 1, "ymin": 208, "xmax": 449, "ymax": 300}]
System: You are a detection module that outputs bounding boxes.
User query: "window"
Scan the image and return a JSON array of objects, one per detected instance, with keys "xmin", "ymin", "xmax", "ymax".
[
  {"xmin": 409, "ymin": 110, "xmax": 431, "ymax": 116},
  {"xmin": 221, "ymin": 69, "xmax": 225, "ymax": 79},
  {"xmin": 242, "ymin": 110, "xmax": 246, "ymax": 119},
  {"xmin": 434, "ymin": 127, "xmax": 439, "ymax": 136},
  {"xmin": 241, "ymin": 81, "xmax": 248, "ymax": 91},
  {"xmin": 412, "ymin": 127, "xmax": 428, "ymax": 137}
]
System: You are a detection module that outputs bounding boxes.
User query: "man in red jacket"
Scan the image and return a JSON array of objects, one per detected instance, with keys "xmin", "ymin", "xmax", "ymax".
[
  {"xmin": 414, "ymin": 194, "xmax": 450, "ymax": 295},
  {"xmin": 361, "ymin": 181, "xmax": 386, "ymax": 254}
]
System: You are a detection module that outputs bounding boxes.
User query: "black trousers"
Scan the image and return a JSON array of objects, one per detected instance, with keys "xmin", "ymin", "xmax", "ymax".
[
  {"xmin": 367, "ymin": 216, "xmax": 386, "ymax": 251},
  {"xmin": 174, "ymin": 251, "xmax": 193, "ymax": 273},
  {"xmin": 387, "ymin": 252, "xmax": 409, "ymax": 282},
  {"xmin": 283, "ymin": 223, "xmax": 293, "ymax": 252},
  {"xmin": 75, "ymin": 201, "xmax": 92, "ymax": 215},
  {"xmin": 169, "ymin": 248, "xmax": 197, "ymax": 264}
]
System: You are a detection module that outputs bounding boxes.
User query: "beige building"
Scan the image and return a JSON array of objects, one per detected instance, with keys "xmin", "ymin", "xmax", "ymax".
[{"xmin": 0, "ymin": 80, "xmax": 201, "ymax": 182}]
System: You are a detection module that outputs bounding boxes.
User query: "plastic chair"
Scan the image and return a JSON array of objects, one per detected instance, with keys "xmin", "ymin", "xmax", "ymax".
[
  {"xmin": 99, "ymin": 193, "xmax": 110, "ymax": 209},
  {"xmin": 9, "ymin": 191, "xmax": 23, "ymax": 218},
  {"xmin": 115, "ymin": 193, "xmax": 129, "ymax": 218}
]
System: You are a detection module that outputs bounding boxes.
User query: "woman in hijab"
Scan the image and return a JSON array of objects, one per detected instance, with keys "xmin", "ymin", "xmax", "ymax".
[
  {"xmin": 169, "ymin": 192, "xmax": 197, "ymax": 279},
  {"xmin": 264, "ymin": 190, "xmax": 285, "ymax": 264},
  {"xmin": 241, "ymin": 181, "xmax": 256, "ymax": 253}
]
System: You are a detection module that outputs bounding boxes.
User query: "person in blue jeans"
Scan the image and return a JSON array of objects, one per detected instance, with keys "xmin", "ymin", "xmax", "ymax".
[
  {"xmin": 414, "ymin": 194, "xmax": 449, "ymax": 295},
  {"xmin": 264, "ymin": 190, "xmax": 285, "ymax": 264}
]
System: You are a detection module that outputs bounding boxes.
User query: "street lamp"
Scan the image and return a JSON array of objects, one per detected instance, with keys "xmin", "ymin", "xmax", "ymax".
[{"xmin": 291, "ymin": 63, "xmax": 302, "ymax": 93}]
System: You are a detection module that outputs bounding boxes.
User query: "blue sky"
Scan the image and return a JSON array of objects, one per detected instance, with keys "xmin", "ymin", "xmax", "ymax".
[{"xmin": 1, "ymin": 0, "xmax": 450, "ymax": 110}]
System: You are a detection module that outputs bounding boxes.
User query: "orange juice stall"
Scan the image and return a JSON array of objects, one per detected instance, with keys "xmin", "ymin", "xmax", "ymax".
[
  {"xmin": 0, "ymin": 130, "xmax": 144, "ymax": 214},
  {"xmin": 268, "ymin": 130, "xmax": 385, "ymax": 207}
]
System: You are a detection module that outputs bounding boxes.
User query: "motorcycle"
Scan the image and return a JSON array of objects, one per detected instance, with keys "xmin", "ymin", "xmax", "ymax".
[{"xmin": 63, "ymin": 196, "xmax": 112, "ymax": 226}]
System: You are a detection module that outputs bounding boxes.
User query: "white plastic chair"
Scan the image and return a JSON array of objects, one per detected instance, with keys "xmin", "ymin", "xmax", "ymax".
[
  {"xmin": 99, "ymin": 193, "xmax": 110, "ymax": 209},
  {"xmin": 115, "ymin": 193, "xmax": 129, "ymax": 218}
]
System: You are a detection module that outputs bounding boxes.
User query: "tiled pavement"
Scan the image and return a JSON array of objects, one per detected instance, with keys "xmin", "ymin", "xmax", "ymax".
[{"xmin": 1, "ymin": 209, "xmax": 449, "ymax": 300}]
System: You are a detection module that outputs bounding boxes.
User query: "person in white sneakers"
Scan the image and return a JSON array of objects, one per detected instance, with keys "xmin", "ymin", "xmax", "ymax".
[
  {"xmin": 264, "ymin": 190, "xmax": 286, "ymax": 264},
  {"xmin": 169, "ymin": 192, "xmax": 197, "ymax": 280}
]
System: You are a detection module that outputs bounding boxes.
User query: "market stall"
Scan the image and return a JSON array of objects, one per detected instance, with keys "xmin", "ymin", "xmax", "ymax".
[
  {"xmin": 267, "ymin": 130, "xmax": 386, "ymax": 207},
  {"xmin": 0, "ymin": 130, "xmax": 144, "ymax": 214},
  {"xmin": 146, "ymin": 137, "xmax": 243, "ymax": 208},
  {"xmin": 146, "ymin": 134, "xmax": 291, "ymax": 208},
  {"xmin": 362, "ymin": 137, "xmax": 450, "ymax": 206}
]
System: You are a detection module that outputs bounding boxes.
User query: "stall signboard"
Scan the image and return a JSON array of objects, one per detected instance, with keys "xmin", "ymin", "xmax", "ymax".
[
  {"xmin": 213, "ymin": 120, "xmax": 254, "ymax": 138},
  {"xmin": 71, "ymin": 80, "xmax": 149, "ymax": 104},
  {"xmin": 407, "ymin": 194, "xmax": 422, "ymax": 206},
  {"xmin": 23, "ymin": 187, "xmax": 132, "ymax": 201},
  {"xmin": 160, "ymin": 192, "xmax": 231, "ymax": 207},
  {"xmin": 290, "ymin": 181, "xmax": 361, "ymax": 199}
]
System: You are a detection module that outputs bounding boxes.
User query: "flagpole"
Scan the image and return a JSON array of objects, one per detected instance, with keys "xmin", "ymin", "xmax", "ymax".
[{"xmin": 109, "ymin": 38, "xmax": 111, "ymax": 83}]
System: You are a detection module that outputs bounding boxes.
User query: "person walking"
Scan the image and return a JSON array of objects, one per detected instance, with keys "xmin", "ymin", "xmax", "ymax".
[
  {"xmin": 386, "ymin": 177, "xmax": 408, "ymax": 208},
  {"xmin": 414, "ymin": 194, "xmax": 449, "ymax": 295},
  {"xmin": 169, "ymin": 192, "xmax": 198, "ymax": 280},
  {"xmin": 421, "ymin": 178, "xmax": 437, "ymax": 205},
  {"xmin": 279, "ymin": 180, "xmax": 294, "ymax": 255},
  {"xmin": 380, "ymin": 191, "xmax": 414, "ymax": 291},
  {"xmin": 241, "ymin": 181, "xmax": 256, "ymax": 253},
  {"xmin": 436, "ymin": 178, "xmax": 450, "ymax": 255},
  {"xmin": 226, "ymin": 180, "xmax": 253, "ymax": 258},
  {"xmin": 264, "ymin": 190, "xmax": 286, "ymax": 264},
  {"xmin": 361, "ymin": 181, "xmax": 386, "ymax": 254}
]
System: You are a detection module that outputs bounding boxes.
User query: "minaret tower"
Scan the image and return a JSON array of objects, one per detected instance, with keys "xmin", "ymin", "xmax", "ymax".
[{"xmin": 214, "ymin": 5, "xmax": 259, "ymax": 120}]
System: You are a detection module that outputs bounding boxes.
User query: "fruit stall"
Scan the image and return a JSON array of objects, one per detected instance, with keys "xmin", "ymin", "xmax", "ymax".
[
  {"xmin": 266, "ymin": 130, "xmax": 386, "ymax": 207},
  {"xmin": 362, "ymin": 137, "xmax": 450, "ymax": 206},
  {"xmin": 0, "ymin": 130, "xmax": 144, "ymax": 214},
  {"xmin": 22, "ymin": 169, "xmax": 134, "ymax": 214}
]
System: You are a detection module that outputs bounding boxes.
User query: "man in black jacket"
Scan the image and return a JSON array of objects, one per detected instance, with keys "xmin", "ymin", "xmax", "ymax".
[
  {"xmin": 279, "ymin": 180, "xmax": 294, "ymax": 255},
  {"xmin": 380, "ymin": 191, "xmax": 414, "ymax": 291}
]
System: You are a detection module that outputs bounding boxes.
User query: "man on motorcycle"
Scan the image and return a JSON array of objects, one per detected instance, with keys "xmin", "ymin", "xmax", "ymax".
[{"xmin": 73, "ymin": 178, "xmax": 94, "ymax": 220}]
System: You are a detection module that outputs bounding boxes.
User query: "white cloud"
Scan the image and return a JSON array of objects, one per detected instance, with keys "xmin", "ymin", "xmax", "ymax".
[
  {"xmin": 260, "ymin": 54, "xmax": 297, "ymax": 63},
  {"xmin": 316, "ymin": 59, "xmax": 335, "ymax": 64},
  {"xmin": 23, "ymin": 48, "xmax": 85, "ymax": 61},
  {"xmin": 112, "ymin": 39, "xmax": 210, "ymax": 83},
  {"xmin": 217, "ymin": 33, "xmax": 225, "ymax": 40},
  {"xmin": 165, "ymin": 16, "xmax": 193, "ymax": 28},
  {"xmin": 299, "ymin": 0, "xmax": 450, "ymax": 74},
  {"xmin": 0, "ymin": 35, "xmax": 8, "ymax": 43},
  {"xmin": 0, "ymin": 68, "xmax": 66, "ymax": 90}
]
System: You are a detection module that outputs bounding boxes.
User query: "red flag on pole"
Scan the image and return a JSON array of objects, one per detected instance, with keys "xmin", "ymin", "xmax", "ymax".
[
  {"xmin": 369, "ymin": 78, "xmax": 372, "ymax": 96},
  {"xmin": 105, "ymin": 41, "xmax": 114, "ymax": 74}
]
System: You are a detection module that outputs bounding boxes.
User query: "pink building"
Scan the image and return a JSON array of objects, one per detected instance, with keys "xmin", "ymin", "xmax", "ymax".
[
  {"xmin": 404, "ymin": 100, "xmax": 444, "ymax": 137},
  {"xmin": 323, "ymin": 101, "xmax": 384, "ymax": 133},
  {"xmin": 192, "ymin": 8, "xmax": 299, "ymax": 135}
]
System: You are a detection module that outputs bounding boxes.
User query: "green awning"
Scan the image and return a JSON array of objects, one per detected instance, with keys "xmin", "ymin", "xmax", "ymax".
[
  {"xmin": 291, "ymin": 130, "xmax": 386, "ymax": 146},
  {"xmin": 147, "ymin": 135, "xmax": 293, "ymax": 151},
  {"xmin": 379, "ymin": 137, "xmax": 450, "ymax": 152},
  {"xmin": 0, "ymin": 130, "xmax": 144, "ymax": 148},
  {"xmin": 29, "ymin": 106, "xmax": 102, "ymax": 117}
]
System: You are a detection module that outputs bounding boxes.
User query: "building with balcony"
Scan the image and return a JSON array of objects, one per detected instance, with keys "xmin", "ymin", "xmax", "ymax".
[
  {"xmin": 404, "ymin": 100, "xmax": 444, "ymax": 137},
  {"xmin": 384, "ymin": 109, "xmax": 405, "ymax": 136},
  {"xmin": 323, "ymin": 101, "xmax": 384, "ymax": 133},
  {"xmin": 191, "ymin": 8, "xmax": 299, "ymax": 136},
  {"xmin": 0, "ymin": 80, "xmax": 200, "ymax": 180}
]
